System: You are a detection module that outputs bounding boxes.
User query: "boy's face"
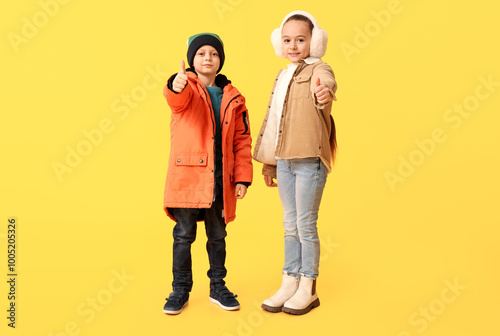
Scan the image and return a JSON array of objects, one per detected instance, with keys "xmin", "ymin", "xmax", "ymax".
[
  {"xmin": 281, "ymin": 20, "xmax": 312, "ymax": 63},
  {"xmin": 193, "ymin": 45, "xmax": 220, "ymax": 77}
]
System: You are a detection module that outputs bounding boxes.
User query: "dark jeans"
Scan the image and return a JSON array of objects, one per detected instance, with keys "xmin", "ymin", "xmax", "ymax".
[{"xmin": 168, "ymin": 186, "xmax": 227, "ymax": 293}]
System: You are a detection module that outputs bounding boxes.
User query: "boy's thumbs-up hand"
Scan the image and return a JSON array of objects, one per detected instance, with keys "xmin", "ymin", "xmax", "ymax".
[
  {"xmin": 172, "ymin": 60, "xmax": 188, "ymax": 93},
  {"xmin": 314, "ymin": 77, "xmax": 336, "ymax": 104}
]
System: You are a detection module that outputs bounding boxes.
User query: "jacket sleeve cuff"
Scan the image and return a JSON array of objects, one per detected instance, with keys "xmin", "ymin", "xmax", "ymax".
[
  {"xmin": 235, "ymin": 181, "xmax": 251, "ymax": 188},
  {"xmin": 262, "ymin": 164, "xmax": 277, "ymax": 179},
  {"xmin": 167, "ymin": 73, "xmax": 178, "ymax": 94}
]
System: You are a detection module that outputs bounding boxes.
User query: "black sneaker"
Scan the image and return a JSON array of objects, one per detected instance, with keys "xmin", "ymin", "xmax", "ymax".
[
  {"xmin": 209, "ymin": 285, "xmax": 240, "ymax": 310},
  {"xmin": 163, "ymin": 291, "xmax": 189, "ymax": 315}
]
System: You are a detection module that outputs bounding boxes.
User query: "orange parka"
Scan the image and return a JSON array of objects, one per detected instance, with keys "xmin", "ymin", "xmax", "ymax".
[{"xmin": 163, "ymin": 70, "xmax": 253, "ymax": 224}]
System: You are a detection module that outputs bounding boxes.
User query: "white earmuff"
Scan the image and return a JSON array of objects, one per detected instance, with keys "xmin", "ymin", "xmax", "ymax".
[{"xmin": 271, "ymin": 28, "xmax": 284, "ymax": 58}]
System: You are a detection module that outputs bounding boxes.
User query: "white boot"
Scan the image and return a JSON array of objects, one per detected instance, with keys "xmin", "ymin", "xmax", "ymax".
[
  {"xmin": 261, "ymin": 273, "xmax": 299, "ymax": 313},
  {"xmin": 282, "ymin": 275, "xmax": 320, "ymax": 315}
]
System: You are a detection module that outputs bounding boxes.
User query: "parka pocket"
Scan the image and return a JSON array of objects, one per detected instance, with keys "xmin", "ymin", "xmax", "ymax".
[
  {"xmin": 171, "ymin": 153, "xmax": 208, "ymax": 191},
  {"xmin": 292, "ymin": 73, "xmax": 312, "ymax": 99}
]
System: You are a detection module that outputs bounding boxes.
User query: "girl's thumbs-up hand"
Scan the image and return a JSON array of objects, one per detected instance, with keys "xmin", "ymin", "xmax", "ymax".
[
  {"xmin": 172, "ymin": 60, "xmax": 188, "ymax": 93},
  {"xmin": 314, "ymin": 77, "xmax": 336, "ymax": 104}
]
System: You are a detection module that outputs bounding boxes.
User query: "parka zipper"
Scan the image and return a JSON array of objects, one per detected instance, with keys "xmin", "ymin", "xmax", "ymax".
[
  {"xmin": 203, "ymin": 88, "xmax": 243, "ymax": 204},
  {"xmin": 201, "ymin": 85, "xmax": 218, "ymax": 203}
]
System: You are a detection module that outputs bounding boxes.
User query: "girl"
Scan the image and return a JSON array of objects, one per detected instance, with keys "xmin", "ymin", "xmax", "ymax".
[{"xmin": 253, "ymin": 11, "xmax": 337, "ymax": 315}]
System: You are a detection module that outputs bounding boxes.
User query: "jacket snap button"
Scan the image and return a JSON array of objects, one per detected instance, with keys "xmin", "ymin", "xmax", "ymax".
[
  {"xmin": 177, "ymin": 159, "xmax": 181, "ymax": 162},
  {"xmin": 200, "ymin": 159, "xmax": 204, "ymax": 163}
]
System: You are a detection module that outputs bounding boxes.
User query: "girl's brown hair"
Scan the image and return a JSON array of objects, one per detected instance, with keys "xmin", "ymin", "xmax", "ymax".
[{"xmin": 284, "ymin": 14, "xmax": 314, "ymax": 33}]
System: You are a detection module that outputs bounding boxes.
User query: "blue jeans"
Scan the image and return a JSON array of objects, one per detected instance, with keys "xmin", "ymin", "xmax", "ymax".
[
  {"xmin": 277, "ymin": 158, "xmax": 327, "ymax": 279},
  {"xmin": 167, "ymin": 184, "xmax": 227, "ymax": 292}
]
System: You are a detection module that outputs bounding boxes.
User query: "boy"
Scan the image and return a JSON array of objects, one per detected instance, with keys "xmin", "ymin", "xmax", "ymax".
[{"xmin": 162, "ymin": 33, "xmax": 253, "ymax": 315}]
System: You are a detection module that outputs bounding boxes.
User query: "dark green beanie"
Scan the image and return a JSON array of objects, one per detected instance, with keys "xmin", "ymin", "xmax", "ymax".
[{"xmin": 187, "ymin": 33, "xmax": 225, "ymax": 73}]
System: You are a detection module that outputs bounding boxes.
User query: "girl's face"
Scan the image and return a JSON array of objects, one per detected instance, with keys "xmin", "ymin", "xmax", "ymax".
[
  {"xmin": 193, "ymin": 45, "xmax": 220, "ymax": 77},
  {"xmin": 281, "ymin": 20, "xmax": 312, "ymax": 63}
]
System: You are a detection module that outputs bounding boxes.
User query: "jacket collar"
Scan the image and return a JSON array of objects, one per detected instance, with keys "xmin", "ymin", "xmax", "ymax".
[
  {"xmin": 289, "ymin": 58, "xmax": 322, "ymax": 75},
  {"xmin": 187, "ymin": 68, "xmax": 232, "ymax": 90},
  {"xmin": 303, "ymin": 57, "xmax": 321, "ymax": 64}
]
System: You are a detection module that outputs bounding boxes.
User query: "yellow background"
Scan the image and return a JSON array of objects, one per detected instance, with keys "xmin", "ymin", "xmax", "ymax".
[{"xmin": 1, "ymin": 0, "xmax": 499, "ymax": 335}]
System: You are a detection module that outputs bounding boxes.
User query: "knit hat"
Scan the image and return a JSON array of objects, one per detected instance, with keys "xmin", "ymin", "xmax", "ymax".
[
  {"xmin": 186, "ymin": 33, "xmax": 225, "ymax": 73},
  {"xmin": 271, "ymin": 11, "xmax": 328, "ymax": 59}
]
